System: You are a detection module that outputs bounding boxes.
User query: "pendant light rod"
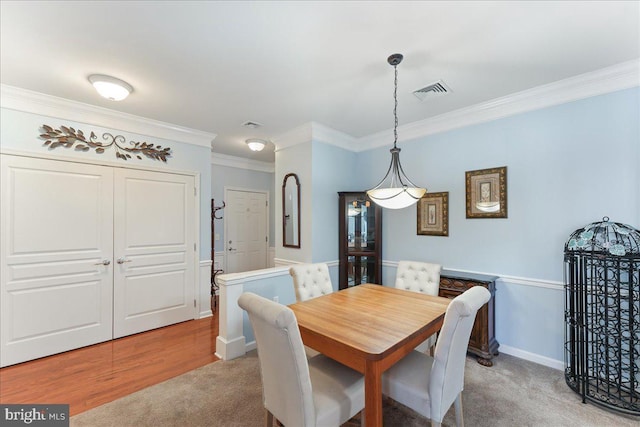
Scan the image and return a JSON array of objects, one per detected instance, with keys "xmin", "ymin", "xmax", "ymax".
[{"xmin": 389, "ymin": 53, "xmax": 402, "ymax": 150}]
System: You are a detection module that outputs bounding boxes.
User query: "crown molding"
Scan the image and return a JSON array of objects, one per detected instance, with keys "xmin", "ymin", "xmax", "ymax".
[
  {"xmin": 358, "ymin": 59, "xmax": 640, "ymax": 151},
  {"xmin": 211, "ymin": 151, "xmax": 275, "ymax": 173},
  {"xmin": 0, "ymin": 84, "xmax": 216, "ymax": 148},
  {"xmin": 272, "ymin": 121, "xmax": 355, "ymax": 151},
  {"xmin": 309, "ymin": 122, "xmax": 356, "ymax": 150}
]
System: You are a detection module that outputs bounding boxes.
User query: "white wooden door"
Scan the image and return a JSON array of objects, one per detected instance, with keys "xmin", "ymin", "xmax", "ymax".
[
  {"xmin": 113, "ymin": 168, "xmax": 196, "ymax": 338},
  {"xmin": 225, "ymin": 190, "xmax": 267, "ymax": 273},
  {"xmin": 0, "ymin": 155, "xmax": 114, "ymax": 367}
]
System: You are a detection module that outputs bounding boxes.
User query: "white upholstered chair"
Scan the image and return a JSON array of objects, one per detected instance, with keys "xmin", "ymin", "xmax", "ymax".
[
  {"xmin": 381, "ymin": 286, "xmax": 491, "ymax": 427},
  {"xmin": 289, "ymin": 263, "xmax": 334, "ymax": 359},
  {"xmin": 395, "ymin": 260, "xmax": 442, "ymax": 353},
  {"xmin": 238, "ymin": 292, "xmax": 364, "ymax": 427},
  {"xmin": 289, "ymin": 263, "xmax": 334, "ymax": 302}
]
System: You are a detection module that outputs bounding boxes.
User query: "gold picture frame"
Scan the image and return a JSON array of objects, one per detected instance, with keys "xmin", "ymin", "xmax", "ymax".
[
  {"xmin": 465, "ymin": 166, "xmax": 507, "ymax": 218},
  {"xmin": 417, "ymin": 192, "xmax": 449, "ymax": 236}
]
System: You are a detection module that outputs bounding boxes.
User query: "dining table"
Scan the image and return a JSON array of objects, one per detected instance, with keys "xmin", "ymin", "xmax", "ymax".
[{"xmin": 288, "ymin": 283, "xmax": 450, "ymax": 427}]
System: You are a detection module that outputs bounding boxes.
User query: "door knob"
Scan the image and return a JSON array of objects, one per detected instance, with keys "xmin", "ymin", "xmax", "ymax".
[
  {"xmin": 117, "ymin": 257, "xmax": 132, "ymax": 264},
  {"xmin": 94, "ymin": 259, "xmax": 111, "ymax": 266}
]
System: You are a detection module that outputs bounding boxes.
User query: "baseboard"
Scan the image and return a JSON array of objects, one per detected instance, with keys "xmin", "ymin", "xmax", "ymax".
[
  {"xmin": 245, "ymin": 340, "xmax": 257, "ymax": 353},
  {"xmin": 199, "ymin": 309, "xmax": 213, "ymax": 319},
  {"xmin": 499, "ymin": 344, "xmax": 564, "ymax": 371}
]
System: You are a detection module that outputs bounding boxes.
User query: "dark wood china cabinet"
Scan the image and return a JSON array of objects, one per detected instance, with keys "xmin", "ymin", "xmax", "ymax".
[{"xmin": 338, "ymin": 192, "xmax": 382, "ymax": 289}]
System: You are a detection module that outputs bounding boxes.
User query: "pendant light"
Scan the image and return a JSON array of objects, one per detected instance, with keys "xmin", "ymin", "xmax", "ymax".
[{"xmin": 367, "ymin": 54, "xmax": 426, "ymax": 209}]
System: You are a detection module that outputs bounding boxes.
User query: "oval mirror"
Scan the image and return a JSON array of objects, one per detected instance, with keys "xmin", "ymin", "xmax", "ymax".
[{"xmin": 282, "ymin": 173, "xmax": 300, "ymax": 248}]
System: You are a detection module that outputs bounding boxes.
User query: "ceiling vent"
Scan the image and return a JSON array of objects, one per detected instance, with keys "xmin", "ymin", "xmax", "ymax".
[
  {"xmin": 413, "ymin": 80, "xmax": 452, "ymax": 101},
  {"xmin": 242, "ymin": 121, "xmax": 262, "ymax": 129}
]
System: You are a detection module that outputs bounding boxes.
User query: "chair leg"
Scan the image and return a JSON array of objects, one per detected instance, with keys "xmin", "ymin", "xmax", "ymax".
[
  {"xmin": 454, "ymin": 393, "xmax": 464, "ymax": 427},
  {"xmin": 360, "ymin": 410, "xmax": 365, "ymax": 427},
  {"xmin": 265, "ymin": 410, "xmax": 274, "ymax": 427}
]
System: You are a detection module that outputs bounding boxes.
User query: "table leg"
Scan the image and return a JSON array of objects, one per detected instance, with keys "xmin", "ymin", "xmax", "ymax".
[{"xmin": 364, "ymin": 360, "xmax": 383, "ymax": 427}]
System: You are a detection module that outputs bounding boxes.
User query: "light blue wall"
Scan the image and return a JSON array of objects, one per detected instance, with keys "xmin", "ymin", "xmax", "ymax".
[
  {"xmin": 0, "ymin": 107, "xmax": 213, "ymax": 260},
  {"xmin": 358, "ymin": 88, "xmax": 639, "ymax": 279},
  {"xmin": 356, "ymin": 87, "xmax": 640, "ymax": 362},
  {"xmin": 211, "ymin": 163, "xmax": 275, "ymax": 252},
  {"xmin": 311, "ymin": 141, "xmax": 359, "ymax": 262}
]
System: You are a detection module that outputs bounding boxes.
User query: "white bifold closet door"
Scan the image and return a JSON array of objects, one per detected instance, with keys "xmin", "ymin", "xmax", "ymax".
[{"xmin": 0, "ymin": 154, "xmax": 196, "ymax": 367}]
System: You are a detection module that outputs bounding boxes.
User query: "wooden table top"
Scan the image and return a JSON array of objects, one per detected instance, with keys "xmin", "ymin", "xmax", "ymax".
[{"xmin": 289, "ymin": 284, "xmax": 450, "ymax": 361}]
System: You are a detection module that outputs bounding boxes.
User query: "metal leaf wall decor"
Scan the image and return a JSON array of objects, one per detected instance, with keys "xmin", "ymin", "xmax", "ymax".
[{"xmin": 39, "ymin": 124, "xmax": 172, "ymax": 162}]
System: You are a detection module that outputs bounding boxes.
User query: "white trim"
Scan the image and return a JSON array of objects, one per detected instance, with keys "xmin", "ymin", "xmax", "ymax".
[
  {"xmin": 274, "ymin": 258, "xmax": 302, "ymax": 267},
  {"xmin": 274, "ymin": 258, "xmax": 339, "ymax": 268},
  {"xmin": 211, "ymin": 152, "xmax": 274, "ymax": 173},
  {"xmin": 213, "ymin": 251, "xmax": 225, "ymax": 272},
  {"xmin": 358, "ymin": 59, "xmax": 640, "ymax": 151},
  {"xmin": 499, "ymin": 344, "xmax": 564, "ymax": 371},
  {"xmin": 497, "ymin": 275, "xmax": 563, "ymax": 291},
  {"xmin": 309, "ymin": 122, "xmax": 356, "ymax": 150},
  {"xmin": 272, "ymin": 121, "xmax": 356, "ymax": 152},
  {"xmin": 268, "ymin": 247, "xmax": 276, "ymax": 268},
  {"xmin": 198, "ymin": 260, "xmax": 213, "ymax": 319},
  {"xmin": 383, "ymin": 261, "xmax": 563, "ymax": 291},
  {"xmin": 1, "ymin": 84, "xmax": 216, "ymax": 148},
  {"xmin": 0, "ymin": 148, "xmax": 198, "ymax": 177},
  {"xmin": 217, "ymin": 266, "xmax": 290, "ymax": 285},
  {"xmin": 245, "ymin": 340, "xmax": 257, "ymax": 353},
  {"xmin": 272, "ymin": 122, "xmax": 312, "ymax": 151}
]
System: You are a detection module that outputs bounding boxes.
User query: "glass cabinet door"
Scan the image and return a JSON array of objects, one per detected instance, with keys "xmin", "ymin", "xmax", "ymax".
[{"xmin": 339, "ymin": 192, "xmax": 382, "ymax": 289}]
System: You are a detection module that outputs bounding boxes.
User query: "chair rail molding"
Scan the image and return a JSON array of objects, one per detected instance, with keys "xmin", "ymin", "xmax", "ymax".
[{"xmin": 383, "ymin": 260, "xmax": 563, "ymax": 290}]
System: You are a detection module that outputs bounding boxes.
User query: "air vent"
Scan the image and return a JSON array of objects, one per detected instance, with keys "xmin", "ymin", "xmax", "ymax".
[
  {"xmin": 242, "ymin": 121, "xmax": 263, "ymax": 129},
  {"xmin": 413, "ymin": 80, "xmax": 452, "ymax": 101}
]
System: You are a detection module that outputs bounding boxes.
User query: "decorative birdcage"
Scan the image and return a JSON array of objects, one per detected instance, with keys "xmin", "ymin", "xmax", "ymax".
[{"xmin": 564, "ymin": 217, "xmax": 640, "ymax": 415}]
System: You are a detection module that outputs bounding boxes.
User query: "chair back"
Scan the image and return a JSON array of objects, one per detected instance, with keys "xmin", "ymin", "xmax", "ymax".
[
  {"xmin": 395, "ymin": 261, "xmax": 442, "ymax": 295},
  {"xmin": 289, "ymin": 263, "xmax": 333, "ymax": 302},
  {"xmin": 429, "ymin": 286, "xmax": 490, "ymax": 422},
  {"xmin": 237, "ymin": 292, "xmax": 315, "ymax": 426}
]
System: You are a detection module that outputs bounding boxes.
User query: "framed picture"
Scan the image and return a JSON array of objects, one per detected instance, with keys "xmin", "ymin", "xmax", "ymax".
[
  {"xmin": 417, "ymin": 192, "xmax": 449, "ymax": 236},
  {"xmin": 465, "ymin": 166, "xmax": 507, "ymax": 218}
]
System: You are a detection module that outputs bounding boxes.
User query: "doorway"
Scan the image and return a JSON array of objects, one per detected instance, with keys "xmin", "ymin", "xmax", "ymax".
[{"xmin": 224, "ymin": 188, "xmax": 268, "ymax": 273}]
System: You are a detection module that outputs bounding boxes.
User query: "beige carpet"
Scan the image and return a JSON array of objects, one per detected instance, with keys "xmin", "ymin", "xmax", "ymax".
[{"xmin": 71, "ymin": 351, "xmax": 638, "ymax": 426}]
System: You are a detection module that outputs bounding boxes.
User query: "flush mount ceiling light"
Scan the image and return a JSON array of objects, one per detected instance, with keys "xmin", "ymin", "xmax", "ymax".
[
  {"xmin": 367, "ymin": 54, "xmax": 426, "ymax": 209},
  {"xmin": 88, "ymin": 74, "xmax": 133, "ymax": 101},
  {"xmin": 246, "ymin": 138, "xmax": 267, "ymax": 152}
]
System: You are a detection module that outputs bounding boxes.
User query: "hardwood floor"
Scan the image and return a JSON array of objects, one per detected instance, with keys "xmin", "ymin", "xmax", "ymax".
[{"xmin": 0, "ymin": 305, "xmax": 219, "ymax": 416}]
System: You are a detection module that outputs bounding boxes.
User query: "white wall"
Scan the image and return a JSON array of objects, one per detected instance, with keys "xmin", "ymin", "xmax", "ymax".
[{"xmin": 275, "ymin": 141, "xmax": 312, "ymax": 263}]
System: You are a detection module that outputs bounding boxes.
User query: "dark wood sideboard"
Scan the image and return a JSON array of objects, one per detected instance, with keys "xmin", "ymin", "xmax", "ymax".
[{"xmin": 439, "ymin": 270, "xmax": 499, "ymax": 366}]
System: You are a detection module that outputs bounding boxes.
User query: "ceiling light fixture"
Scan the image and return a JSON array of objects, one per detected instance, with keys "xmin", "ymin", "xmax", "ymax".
[
  {"xmin": 367, "ymin": 54, "xmax": 426, "ymax": 209},
  {"xmin": 88, "ymin": 74, "xmax": 133, "ymax": 101},
  {"xmin": 246, "ymin": 138, "xmax": 266, "ymax": 152}
]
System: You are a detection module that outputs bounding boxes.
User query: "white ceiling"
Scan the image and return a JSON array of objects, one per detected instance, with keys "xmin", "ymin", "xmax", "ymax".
[{"xmin": 1, "ymin": 1, "xmax": 639, "ymax": 162}]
